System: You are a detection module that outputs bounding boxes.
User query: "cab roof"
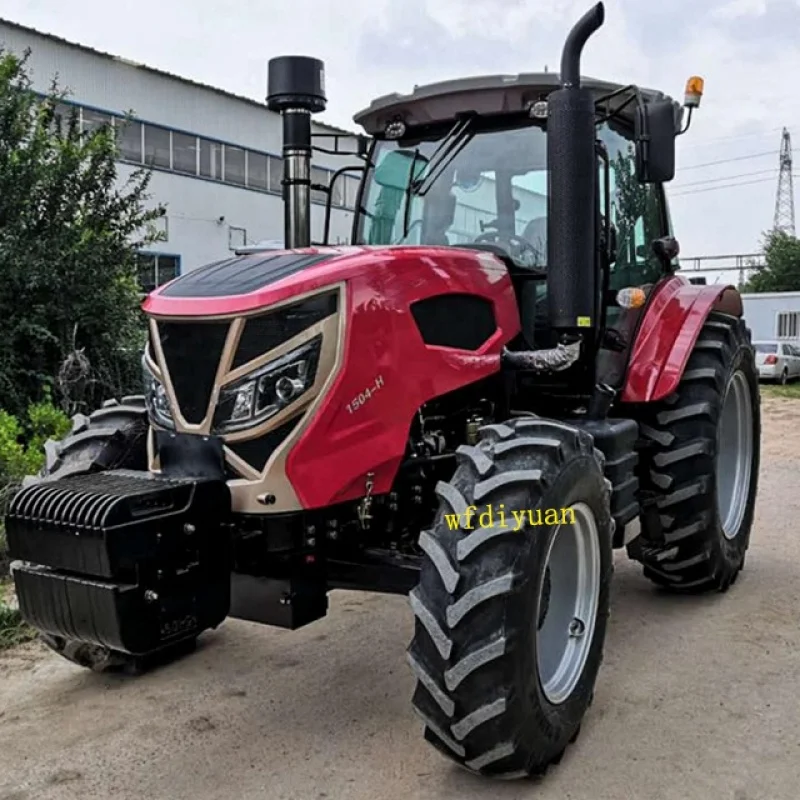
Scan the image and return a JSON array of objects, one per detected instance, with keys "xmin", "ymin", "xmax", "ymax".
[{"xmin": 353, "ymin": 72, "xmax": 679, "ymax": 137}]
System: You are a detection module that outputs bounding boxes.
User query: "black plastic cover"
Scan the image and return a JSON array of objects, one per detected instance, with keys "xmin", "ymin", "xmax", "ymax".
[
  {"xmin": 410, "ymin": 293, "xmax": 497, "ymax": 351},
  {"xmin": 546, "ymin": 86, "xmax": 597, "ymax": 331},
  {"xmin": 267, "ymin": 56, "xmax": 327, "ymax": 114},
  {"xmin": 7, "ymin": 470, "xmax": 232, "ymax": 654},
  {"xmin": 158, "ymin": 252, "xmax": 334, "ymax": 298}
]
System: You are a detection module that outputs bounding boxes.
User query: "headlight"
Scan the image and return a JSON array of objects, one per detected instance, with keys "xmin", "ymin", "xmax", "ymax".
[
  {"xmin": 213, "ymin": 335, "xmax": 322, "ymax": 434},
  {"xmin": 142, "ymin": 355, "xmax": 174, "ymax": 429}
]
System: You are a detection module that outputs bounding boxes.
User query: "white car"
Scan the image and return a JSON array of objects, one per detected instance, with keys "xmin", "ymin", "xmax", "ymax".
[{"xmin": 754, "ymin": 341, "xmax": 800, "ymax": 384}]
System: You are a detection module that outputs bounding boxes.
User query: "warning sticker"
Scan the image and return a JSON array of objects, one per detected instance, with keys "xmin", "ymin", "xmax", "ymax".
[{"xmin": 577, "ymin": 316, "xmax": 592, "ymax": 327}]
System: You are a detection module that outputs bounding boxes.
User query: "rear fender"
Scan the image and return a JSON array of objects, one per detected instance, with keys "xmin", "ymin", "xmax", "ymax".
[{"xmin": 621, "ymin": 276, "xmax": 743, "ymax": 404}]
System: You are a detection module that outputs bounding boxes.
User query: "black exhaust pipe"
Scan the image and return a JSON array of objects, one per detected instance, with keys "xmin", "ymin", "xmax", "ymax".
[
  {"xmin": 546, "ymin": 2, "xmax": 605, "ymax": 336},
  {"xmin": 267, "ymin": 56, "xmax": 327, "ymax": 249}
]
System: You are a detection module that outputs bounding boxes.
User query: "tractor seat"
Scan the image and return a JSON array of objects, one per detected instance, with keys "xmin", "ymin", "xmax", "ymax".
[{"xmin": 522, "ymin": 217, "xmax": 547, "ymax": 266}]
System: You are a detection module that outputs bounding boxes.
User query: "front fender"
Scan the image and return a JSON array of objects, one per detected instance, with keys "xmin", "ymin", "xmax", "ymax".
[{"xmin": 621, "ymin": 275, "xmax": 743, "ymax": 404}]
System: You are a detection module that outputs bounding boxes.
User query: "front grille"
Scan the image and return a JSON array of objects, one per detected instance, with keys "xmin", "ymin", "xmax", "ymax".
[
  {"xmin": 232, "ymin": 291, "xmax": 338, "ymax": 369},
  {"xmin": 157, "ymin": 320, "xmax": 230, "ymax": 424}
]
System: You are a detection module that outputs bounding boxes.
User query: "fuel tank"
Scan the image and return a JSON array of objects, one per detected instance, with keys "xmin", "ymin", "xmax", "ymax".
[{"xmin": 142, "ymin": 245, "xmax": 521, "ymax": 512}]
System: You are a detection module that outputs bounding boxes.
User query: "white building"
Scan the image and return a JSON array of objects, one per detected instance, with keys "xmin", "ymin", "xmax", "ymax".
[
  {"xmin": 742, "ymin": 291, "xmax": 800, "ymax": 342},
  {"xmin": 0, "ymin": 18, "xmax": 363, "ymax": 291}
]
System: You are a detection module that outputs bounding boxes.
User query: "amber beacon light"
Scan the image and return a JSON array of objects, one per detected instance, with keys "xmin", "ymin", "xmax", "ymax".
[{"xmin": 684, "ymin": 76, "xmax": 704, "ymax": 108}]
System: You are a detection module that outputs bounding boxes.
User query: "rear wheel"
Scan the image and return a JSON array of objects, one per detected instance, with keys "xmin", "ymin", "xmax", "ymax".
[
  {"xmin": 20, "ymin": 396, "xmax": 193, "ymax": 674},
  {"xmin": 629, "ymin": 312, "xmax": 760, "ymax": 592},
  {"xmin": 407, "ymin": 417, "xmax": 613, "ymax": 778}
]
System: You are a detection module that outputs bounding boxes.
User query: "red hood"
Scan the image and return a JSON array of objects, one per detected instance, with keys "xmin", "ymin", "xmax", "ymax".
[{"xmin": 142, "ymin": 245, "xmax": 507, "ymax": 317}]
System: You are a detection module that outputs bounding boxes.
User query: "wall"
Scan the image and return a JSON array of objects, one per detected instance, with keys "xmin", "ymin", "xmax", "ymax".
[
  {"xmin": 125, "ymin": 165, "xmax": 354, "ymax": 271},
  {"xmin": 742, "ymin": 292, "xmax": 800, "ymax": 341},
  {"xmin": 0, "ymin": 21, "xmax": 362, "ymax": 276}
]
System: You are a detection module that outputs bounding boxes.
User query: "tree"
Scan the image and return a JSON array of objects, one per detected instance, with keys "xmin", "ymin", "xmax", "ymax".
[
  {"xmin": 0, "ymin": 48, "xmax": 165, "ymax": 418},
  {"xmin": 741, "ymin": 230, "xmax": 800, "ymax": 293}
]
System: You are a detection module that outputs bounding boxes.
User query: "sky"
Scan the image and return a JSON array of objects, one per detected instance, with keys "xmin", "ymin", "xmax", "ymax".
[{"xmin": 3, "ymin": 0, "xmax": 800, "ymax": 279}]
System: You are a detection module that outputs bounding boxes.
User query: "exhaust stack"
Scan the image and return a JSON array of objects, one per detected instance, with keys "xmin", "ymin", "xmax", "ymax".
[
  {"xmin": 267, "ymin": 56, "xmax": 327, "ymax": 249},
  {"xmin": 546, "ymin": 2, "xmax": 605, "ymax": 335}
]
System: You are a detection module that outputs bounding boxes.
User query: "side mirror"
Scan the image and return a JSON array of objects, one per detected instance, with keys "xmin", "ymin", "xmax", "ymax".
[
  {"xmin": 652, "ymin": 236, "xmax": 680, "ymax": 269},
  {"xmin": 634, "ymin": 99, "xmax": 678, "ymax": 183}
]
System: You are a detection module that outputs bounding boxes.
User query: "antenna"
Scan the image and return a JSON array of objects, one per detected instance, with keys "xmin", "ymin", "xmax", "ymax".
[{"xmin": 773, "ymin": 127, "xmax": 796, "ymax": 236}]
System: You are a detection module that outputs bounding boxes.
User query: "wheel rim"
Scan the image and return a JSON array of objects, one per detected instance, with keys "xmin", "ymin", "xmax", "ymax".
[
  {"xmin": 716, "ymin": 370, "xmax": 754, "ymax": 540},
  {"xmin": 536, "ymin": 502, "xmax": 601, "ymax": 705}
]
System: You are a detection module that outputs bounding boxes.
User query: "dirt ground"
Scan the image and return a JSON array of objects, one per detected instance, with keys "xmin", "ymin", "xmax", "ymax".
[{"xmin": 1, "ymin": 396, "xmax": 799, "ymax": 800}]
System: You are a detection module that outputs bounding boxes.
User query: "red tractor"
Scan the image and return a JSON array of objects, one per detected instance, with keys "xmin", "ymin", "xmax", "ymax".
[{"xmin": 5, "ymin": 2, "xmax": 760, "ymax": 780}]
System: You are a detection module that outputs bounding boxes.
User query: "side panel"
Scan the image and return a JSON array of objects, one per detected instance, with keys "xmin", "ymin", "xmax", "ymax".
[
  {"xmin": 621, "ymin": 275, "xmax": 743, "ymax": 403},
  {"xmin": 286, "ymin": 248, "xmax": 520, "ymax": 508}
]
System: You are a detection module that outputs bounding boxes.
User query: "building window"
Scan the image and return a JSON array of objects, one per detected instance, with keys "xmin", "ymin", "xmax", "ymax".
[
  {"xmin": 247, "ymin": 151, "xmax": 268, "ymax": 190},
  {"xmin": 345, "ymin": 175, "xmax": 360, "ymax": 209},
  {"xmin": 310, "ymin": 166, "xmax": 329, "ymax": 205},
  {"xmin": 42, "ymin": 97, "xmax": 361, "ymax": 208},
  {"xmin": 777, "ymin": 311, "xmax": 800, "ymax": 339},
  {"xmin": 144, "ymin": 125, "xmax": 171, "ymax": 169},
  {"xmin": 172, "ymin": 132, "xmax": 198, "ymax": 175},
  {"xmin": 268, "ymin": 155, "xmax": 283, "ymax": 193},
  {"xmin": 116, "ymin": 118, "xmax": 143, "ymax": 162},
  {"xmin": 81, "ymin": 108, "xmax": 112, "ymax": 134},
  {"xmin": 51, "ymin": 102, "xmax": 76, "ymax": 132},
  {"xmin": 224, "ymin": 145, "xmax": 246, "ymax": 185},
  {"xmin": 200, "ymin": 139, "xmax": 222, "ymax": 180},
  {"xmin": 137, "ymin": 252, "xmax": 181, "ymax": 293}
]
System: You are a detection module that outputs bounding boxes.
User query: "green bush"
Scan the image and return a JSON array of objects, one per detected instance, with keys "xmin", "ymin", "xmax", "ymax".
[{"xmin": 0, "ymin": 395, "xmax": 71, "ymax": 568}]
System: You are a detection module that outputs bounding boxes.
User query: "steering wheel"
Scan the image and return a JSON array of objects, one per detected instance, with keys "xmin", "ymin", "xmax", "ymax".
[{"xmin": 473, "ymin": 231, "xmax": 541, "ymax": 269}]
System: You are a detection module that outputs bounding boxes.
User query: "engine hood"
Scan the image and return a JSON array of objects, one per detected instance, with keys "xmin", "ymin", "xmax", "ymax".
[{"xmin": 142, "ymin": 245, "xmax": 508, "ymax": 317}]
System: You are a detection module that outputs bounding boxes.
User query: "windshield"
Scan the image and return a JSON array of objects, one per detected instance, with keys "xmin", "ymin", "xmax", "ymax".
[{"xmin": 356, "ymin": 123, "xmax": 548, "ymax": 269}]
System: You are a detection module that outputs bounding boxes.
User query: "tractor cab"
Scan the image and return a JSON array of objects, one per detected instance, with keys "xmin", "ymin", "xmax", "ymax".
[
  {"xmin": 319, "ymin": 70, "xmax": 691, "ymax": 401},
  {"xmin": 348, "ymin": 73, "xmax": 683, "ymax": 353}
]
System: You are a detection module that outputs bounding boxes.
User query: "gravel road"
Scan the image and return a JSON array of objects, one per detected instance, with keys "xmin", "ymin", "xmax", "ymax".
[{"xmin": 1, "ymin": 395, "xmax": 798, "ymax": 800}]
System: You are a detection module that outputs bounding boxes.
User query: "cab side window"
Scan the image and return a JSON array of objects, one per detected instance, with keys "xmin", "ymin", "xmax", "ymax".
[{"xmin": 597, "ymin": 122, "xmax": 667, "ymax": 291}]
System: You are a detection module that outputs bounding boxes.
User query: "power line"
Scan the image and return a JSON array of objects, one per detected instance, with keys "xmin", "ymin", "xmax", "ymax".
[
  {"xmin": 671, "ymin": 168, "xmax": 779, "ymax": 190},
  {"xmin": 679, "ymin": 148, "xmax": 800, "ymax": 171},
  {"xmin": 680, "ymin": 126, "xmax": 785, "ymax": 150},
  {"xmin": 670, "ymin": 175, "xmax": 784, "ymax": 197}
]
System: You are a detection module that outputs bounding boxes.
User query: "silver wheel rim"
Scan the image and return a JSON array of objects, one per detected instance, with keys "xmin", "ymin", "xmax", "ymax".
[
  {"xmin": 717, "ymin": 370, "xmax": 753, "ymax": 540},
  {"xmin": 536, "ymin": 502, "xmax": 601, "ymax": 705}
]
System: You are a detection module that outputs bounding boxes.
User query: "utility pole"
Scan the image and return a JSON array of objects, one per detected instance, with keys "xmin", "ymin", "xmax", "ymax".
[{"xmin": 773, "ymin": 127, "xmax": 796, "ymax": 236}]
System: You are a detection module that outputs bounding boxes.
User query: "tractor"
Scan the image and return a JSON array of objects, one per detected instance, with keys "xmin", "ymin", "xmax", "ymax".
[{"xmin": 5, "ymin": 1, "xmax": 760, "ymax": 780}]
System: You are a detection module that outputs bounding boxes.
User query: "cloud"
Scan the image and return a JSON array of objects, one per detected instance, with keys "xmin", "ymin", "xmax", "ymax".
[{"xmin": 712, "ymin": 0, "xmax": 768, "ymax": 19}]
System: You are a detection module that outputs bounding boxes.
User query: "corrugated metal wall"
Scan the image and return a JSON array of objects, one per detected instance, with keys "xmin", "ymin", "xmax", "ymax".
[{"xmin": 0, "ymin": 21, "xmax": 360, "ymax": 272}]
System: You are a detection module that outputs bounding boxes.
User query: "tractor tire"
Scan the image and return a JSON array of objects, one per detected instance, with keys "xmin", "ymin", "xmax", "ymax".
[
  {"xmin": 20, "ymin": 395, "xmax": 179, "ymax": 674},
  {"xmin": 24, "ymin": 395, "xmax": 149, "ymax": 485},
  {"xmin": 407, "ymin": 417, "xmax": 613, "ymax": 779},
  {"xmin": 629, "ymin": 311, "xmax": 760, "ymax": 592}
]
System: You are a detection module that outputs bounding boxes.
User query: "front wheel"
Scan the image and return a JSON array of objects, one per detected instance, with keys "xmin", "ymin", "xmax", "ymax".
[{"xmin": 407, "ymin": 417, "xmax": 613, "ymax": 778}]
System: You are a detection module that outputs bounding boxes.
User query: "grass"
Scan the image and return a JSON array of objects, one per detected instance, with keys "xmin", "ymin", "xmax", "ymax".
[
  {"xmin": 0, "ymin": 523, "xmax": 35, "ymax": 651},
  {"xmin": 0, "ymin": 581, "xmax": 35, "ymax": 651},
  {"xmin": 760, "ymin": 381, "xmax": 800, "ymax": 399}
]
